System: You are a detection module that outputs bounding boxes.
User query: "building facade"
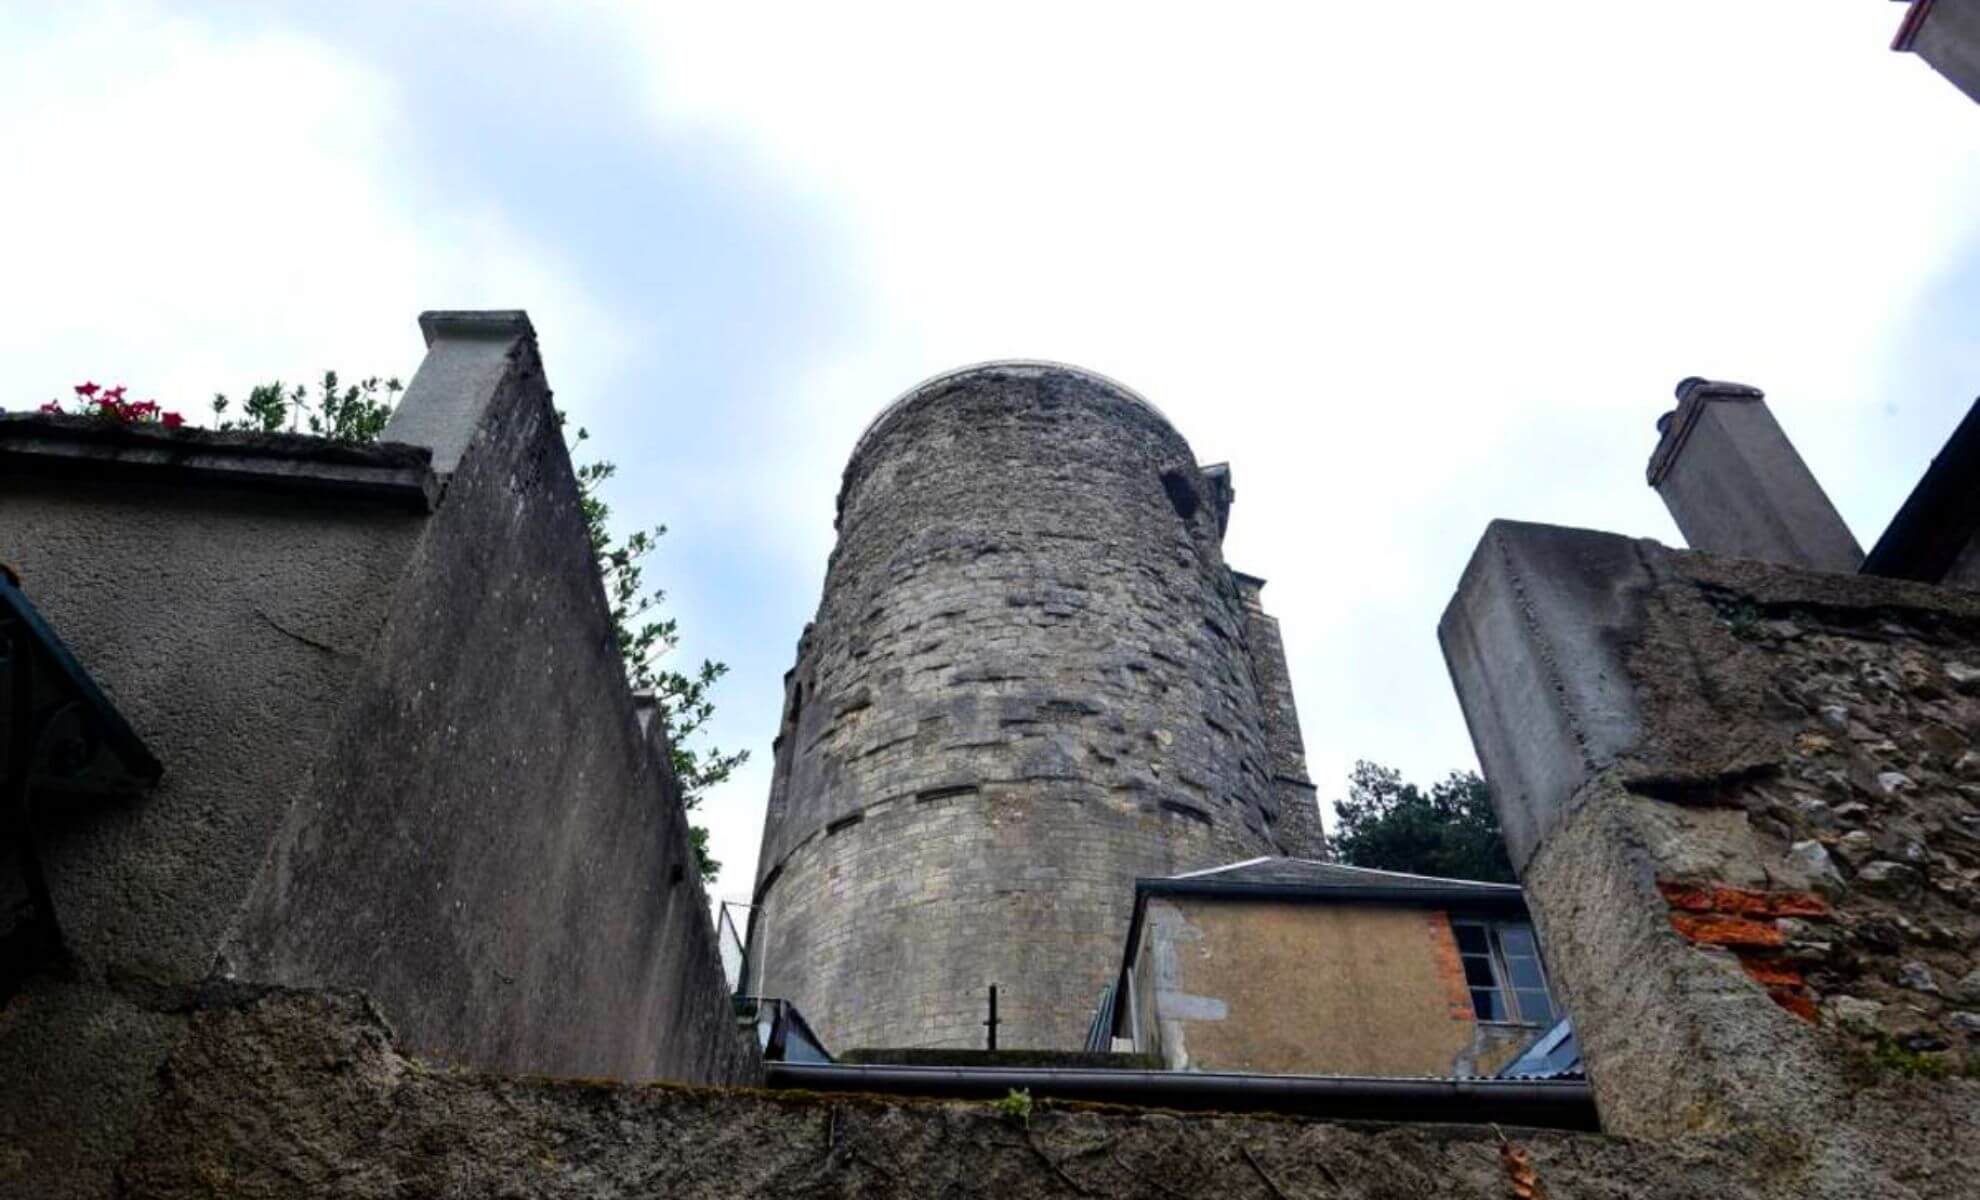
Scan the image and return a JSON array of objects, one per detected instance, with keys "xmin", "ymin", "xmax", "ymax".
[{"xmin": 1103, "ymin": 858, "xmax": 1555, "ymax": 1078}]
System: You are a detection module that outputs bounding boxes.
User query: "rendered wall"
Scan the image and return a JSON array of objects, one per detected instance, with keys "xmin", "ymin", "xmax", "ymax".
[
  {"xmin": 0, "ymin": 314, "xmax": 756, "ymax": 1200},
  {"xmin": 1134, "ymin": 898, "xmax": 1530, "ymax": 1077},
  {"xmin": 751, "ymin": 362, "xmax": 1305, "ymax": 1051},
  {"xmin": 221, "ymin": 323, "xmax": 750, "ymax": 1084},
  {"xmin": 1442, "ymin": 520, "xmax": 1980, "ymax": 1191}
]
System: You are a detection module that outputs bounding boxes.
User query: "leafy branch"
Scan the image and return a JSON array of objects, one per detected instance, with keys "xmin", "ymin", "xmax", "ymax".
[{"xmin": 212, "ymin": 372, "xmax": 401, "ymax": 444}]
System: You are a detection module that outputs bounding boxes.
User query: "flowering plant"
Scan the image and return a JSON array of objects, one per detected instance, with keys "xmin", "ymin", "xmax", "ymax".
[{"xmin": 40, "ymin": 381, "xmax": 185, "ymax": 428}]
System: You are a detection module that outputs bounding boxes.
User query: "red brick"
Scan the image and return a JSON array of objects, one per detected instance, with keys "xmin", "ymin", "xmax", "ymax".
[
  {"xmin": 1659, "ymin": 879, "xmax": 1829, "ymax": 919},
  {"xmin": 1669, "ymin": 912, "xmax": 1785, "ymax": 948},
  {"xmin": 1712, "ymin": 886, "xmax": 1775, "ymax": 916},
  {"xmin": 1769, "ymin": 988, "xmax": 1819, "ymax": 1023},
  {"xmin": 1758, "ymin": 891, "xmax": 1830, "ymax": 918},
  {"xmin": 1739, "ymin": 957, "xmax": 1805, "ymax": 989},
  {"xmin": 1657, "ymin": 881, "xmax": 1715, "ymax": 912}
]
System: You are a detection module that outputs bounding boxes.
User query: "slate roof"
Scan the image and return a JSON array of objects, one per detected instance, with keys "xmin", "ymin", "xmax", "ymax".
[
  {"xmin": 1156, "ymin": 856, "xmax": 1523, "ymax": 902},
  {"xmin": 1496, "ymin": 1018, "xmax": 1582, "ymax": 1081}
]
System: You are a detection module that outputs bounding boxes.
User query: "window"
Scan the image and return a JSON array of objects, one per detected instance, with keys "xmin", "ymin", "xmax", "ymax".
[{"xmin": 1452, "ymin": 919, "xmax": 1555, "ymax": 1026}]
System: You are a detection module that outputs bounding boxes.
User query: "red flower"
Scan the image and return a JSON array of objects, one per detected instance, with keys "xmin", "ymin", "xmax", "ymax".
[
  {"xmin": 161, "ymin": 412, "xmax": 185, "ymax": 429},
  {"xmin": 39, "ymin": 400, "xmax": 62, "ymax": 413},
  {"xmin": 74, "ymin": 381, "xmax": 99, "ymax": 397},
  {"xmin": 104, "ymin": 385, "xmax": 127, "ymax": 401}
]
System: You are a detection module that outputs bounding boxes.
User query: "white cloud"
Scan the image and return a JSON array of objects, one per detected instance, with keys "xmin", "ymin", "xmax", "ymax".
[
  {"xmin": 0, "ymin": 4, "xmax": 627, "ymax": 423},
  {"xmin": 620, "ymin": 2, "xmax": 1980, "ymax": 890},
  {"xmin": 9, "ymin": 2, "xmax": 1979, "ymax": 905}
]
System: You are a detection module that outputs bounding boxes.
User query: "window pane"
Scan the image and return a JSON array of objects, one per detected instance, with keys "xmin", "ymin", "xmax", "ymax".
[
  {"xmin": 1497, "ymin": 925, "xmax": 1536, "ymax": 957},
  {"xmin": 1515, "ymin": 989, "xmax": 1554, "ymax": 1025},
  {"xmin": 1453, "ymin": 924, "xmax": 1489, "ymax": 955},
  {"xmin": 1462, "ymin": 956, "xmax": 1497, "ymax": 987},
  {"xmin": 1505, "ymin": 956, "xmax": 1545, "ymax": 990},
  {"xmin": 1471, "ymin": 988, "xmax": 1507, "ymax": 1022}
]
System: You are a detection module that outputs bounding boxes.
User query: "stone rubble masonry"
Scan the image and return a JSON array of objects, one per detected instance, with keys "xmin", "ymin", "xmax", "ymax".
[
  {"xmin": 749, "ymin": 362, "xmax": 1320, "ymax": 1053},
  {"xmin": 1441, "ymin": 519, "xmax": 1980, "ymax": 1193},
  {"xmin": 107, "ymin": 984, "xmax": 1980, "ymax": 1199},
  {"xmin": 1235, "ymin": 571, "xmax": 1324, "ymax": 856},
  {"xmin": 0, "ymin": 311, "xmax": 755, "ymax": 1200}
]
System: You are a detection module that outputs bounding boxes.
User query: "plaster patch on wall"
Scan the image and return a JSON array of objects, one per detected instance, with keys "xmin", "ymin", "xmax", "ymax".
[{"xmin": 1147, "ymin": 898, "xmax": 1227, "ymax": 1070}]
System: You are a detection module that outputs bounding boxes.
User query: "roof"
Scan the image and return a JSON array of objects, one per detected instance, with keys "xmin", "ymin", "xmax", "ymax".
[
  {"xmin": 1861, "ymin": 395, "xmax": 1980, "ymax": 584},
  {"xmin": 1496, "ymin": 1018, "xmax": 1582, "ymax": 1081},
  {"xmin": 1150, "ymin": 856, "xmax": 1525, "ymax": 905}
]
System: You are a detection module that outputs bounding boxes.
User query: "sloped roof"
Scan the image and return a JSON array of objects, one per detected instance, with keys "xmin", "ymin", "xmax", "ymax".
[
  {"xmin": 1496, "ymin": 1018, "xmax": 1582, "ymax": 1081},
  {"xmin": 1156, "ymin": 856, "xmax": 1523, "ymax": 902}
]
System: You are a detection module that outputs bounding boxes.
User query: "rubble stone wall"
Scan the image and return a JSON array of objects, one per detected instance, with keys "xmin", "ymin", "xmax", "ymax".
[
  {"xmin": 1441, "ymin": 521, "xmax": 1980, "ymax": 1189},
  {"xmin": 104, "ymin": 986, "xmax": 1980, "ymax": 1200},
  {"xmin": 751, "ymin": 363, "xmax": 1305, "ymax": 1051}
]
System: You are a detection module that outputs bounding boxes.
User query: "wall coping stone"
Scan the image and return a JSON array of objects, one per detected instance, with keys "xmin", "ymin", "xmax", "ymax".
[{"xmin": 0, "ymin": 414, "xmax": 439, "ymax": 511}]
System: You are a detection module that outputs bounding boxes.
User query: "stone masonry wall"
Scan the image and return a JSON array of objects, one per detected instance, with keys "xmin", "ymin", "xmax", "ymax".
[
  {"xmin": 751, "ymin": 363, "xmax": 1304, "ymax": 1051},
  {"xmin": 1441, "ymin": 521, "xmax": 1980, "ymax": 1196},
  {"xmin": 1235, "ymin": 573, "xmax": 1324, "ymax": 857},
  {"xmin": 107, "ymin": 985, "xmax": 1980, "ymax": 1199}
]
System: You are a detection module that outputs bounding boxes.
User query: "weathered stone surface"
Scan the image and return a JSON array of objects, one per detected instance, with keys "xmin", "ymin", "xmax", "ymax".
[
  {"xmin": 110, "ymin": 986, "xmax": 1980, "ymax": 1198},
  {"xmin": 1442, "ymin": 521, "xmax": 1980, "ymax": 1164},
  {"xmin": 750, "ymin": 363, "xmax": 1315, "ymax": 1051},
  {"xmin": 219, "ymin": 326, "xmax": 754, "ymax": 1086},
  {"xmin": 115, "ymin": 987, "xmax": 1980, "ymax": 1200},
  {"xmin": 0, "ymin": 979, "xmax": 186, "ymax": 1200}
]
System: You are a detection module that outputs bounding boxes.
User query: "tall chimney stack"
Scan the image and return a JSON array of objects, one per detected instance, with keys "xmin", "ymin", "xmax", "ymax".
[{"xmin": 1646, "ymin": 377, "xmax": 1863, "ymax": 572}]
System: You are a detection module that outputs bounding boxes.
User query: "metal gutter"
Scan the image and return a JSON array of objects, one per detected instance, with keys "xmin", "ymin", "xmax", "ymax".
[{"xmin": 764, "ymin": 1062, "xmax": 1598, "ymax": 1131}]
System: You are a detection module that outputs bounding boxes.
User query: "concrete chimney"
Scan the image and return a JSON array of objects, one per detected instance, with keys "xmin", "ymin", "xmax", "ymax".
[{"xmin": 1646, "ymin": 378, "xmax": 1863, "ymax": 572}]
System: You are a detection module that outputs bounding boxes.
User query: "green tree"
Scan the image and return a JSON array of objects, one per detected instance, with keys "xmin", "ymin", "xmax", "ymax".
[
  {"xmin": 1328, "ymin": 761, "xmax": 1515, "ymax": 884},
  {"xmin": 211, "ymin": 378, "xmax": 746, "ymax": 880}
]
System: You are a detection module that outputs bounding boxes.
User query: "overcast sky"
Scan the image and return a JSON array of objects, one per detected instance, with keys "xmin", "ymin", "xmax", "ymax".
[{"xmin": 5, "ymin": 3, "xmax": 1979, "ymax": 905}]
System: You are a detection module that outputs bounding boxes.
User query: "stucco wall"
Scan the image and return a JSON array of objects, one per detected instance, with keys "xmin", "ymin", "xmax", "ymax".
[
  {"xmin": 3, "ymin": 474, "xmax": 422, "ymax": 986},
  {"xmin": 752, "ymin": 363, "xmax": 1303, "ymax": 1050},
  {"xmin": 219, "ymin": 331, "xmax": 752, "ymax": 1083},
  {"xmin": 1137, "ymin": 897, "xmax": 1532, "ymax": 1076},
  {"xmin": 0, "ymin": 315, "xmax": 757, "ymax": 1200}
]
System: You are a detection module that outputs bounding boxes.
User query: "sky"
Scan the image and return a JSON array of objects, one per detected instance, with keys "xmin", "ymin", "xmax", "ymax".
[{"xmin": 4, "ymin": 2, "xmax": 1979, "ymax": 908}]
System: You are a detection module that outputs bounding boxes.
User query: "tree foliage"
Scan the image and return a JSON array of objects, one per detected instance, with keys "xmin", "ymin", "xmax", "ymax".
[
  {"xmin": 209, "ymin": 378, "xmax": 745, "ymax": 880},
  {"xmin": 566, "ymin": 423, "xmax": 749, "ymax": 872},
  {"xmin": 1327, "ymin": 760, "xmax": 1516, "ymax": 884}
]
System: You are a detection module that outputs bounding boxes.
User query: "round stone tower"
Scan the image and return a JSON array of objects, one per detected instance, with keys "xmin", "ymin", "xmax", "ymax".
[{"xmin": 747, "ymin": 362, "xmax": 1317, "ymax": 1052}]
